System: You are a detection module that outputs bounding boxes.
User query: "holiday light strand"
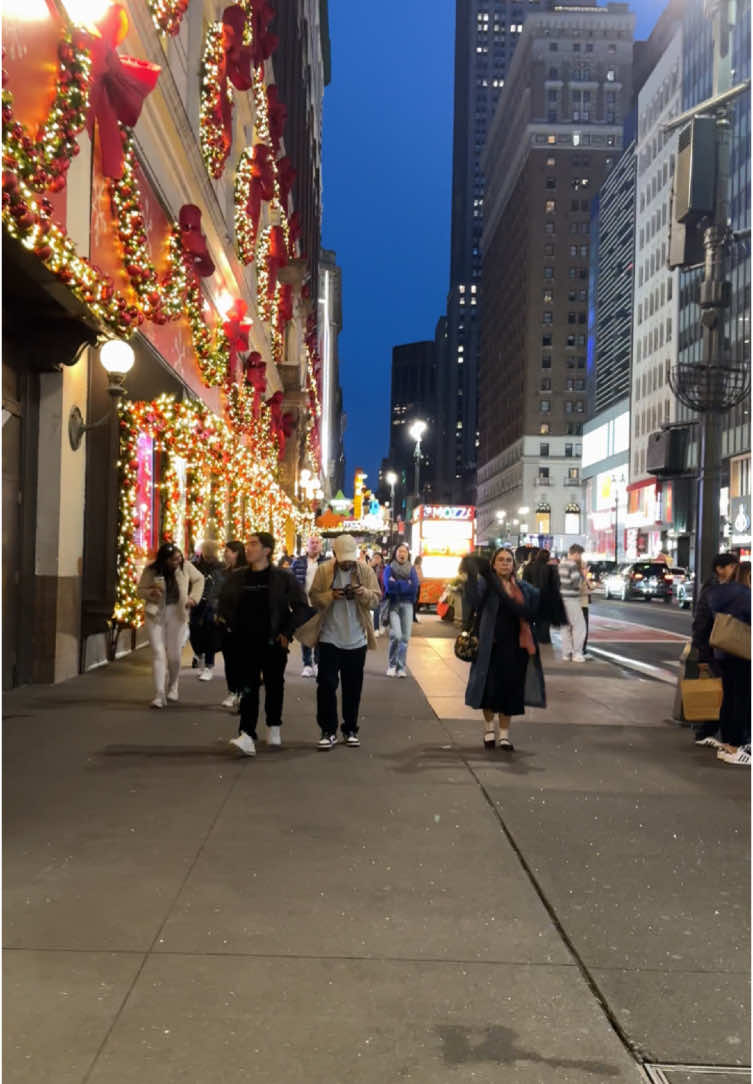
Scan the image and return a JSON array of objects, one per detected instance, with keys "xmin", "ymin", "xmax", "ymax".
[
  {"xmin": 147, "ymin": 0, "xmax": 189, "ymax": 37},
  {"xmin": 199, "ymin": 22, "xmax": 232, "ymax": 179},
  {"xmin": 2, "ymin": 30, "xmax": 92, "ymax": 194},
  {"xmin": 233, "ymin": 148, "xmax": 257, "ymax": 263},
  {"xmin": 113, "ymin": 395, "xmax": 309, "ymax": 627}
]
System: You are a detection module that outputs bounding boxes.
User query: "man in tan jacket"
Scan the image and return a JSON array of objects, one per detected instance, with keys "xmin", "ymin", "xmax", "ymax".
[{"xmin": 306, "ymin": 534, "xmax": 381, "ymax": 749}]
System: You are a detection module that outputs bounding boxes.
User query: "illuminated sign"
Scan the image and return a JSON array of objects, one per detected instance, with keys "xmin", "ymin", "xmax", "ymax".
[{"xmin": 420, "ymin": 505, "xmax": 474, "ymax": 521}]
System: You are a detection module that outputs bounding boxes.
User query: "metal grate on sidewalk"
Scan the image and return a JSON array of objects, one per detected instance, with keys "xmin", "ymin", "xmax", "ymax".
[{"xmin": 643, "ymin": 1064, "xmax": 751, "ymax": 1083}]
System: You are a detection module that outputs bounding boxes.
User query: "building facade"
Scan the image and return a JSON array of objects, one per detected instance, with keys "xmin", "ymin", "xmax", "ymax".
[
  {"xmin": 2, "ymin": 0, "xmax": 330, "ymax": 687},
  {"xmin": 318, "ymin": 248, "xmax": 344, "ymax": 498},
  {"xmin": 438, "ymin": 0, "xmax": 544, "ymax": 503},
  {"xmin": 387, "ymin": 340, "xmax": 437, "ymax": 518},
  {"xmin": 476, "ymin": 0, "xmax": 634, "ymax": 547}
]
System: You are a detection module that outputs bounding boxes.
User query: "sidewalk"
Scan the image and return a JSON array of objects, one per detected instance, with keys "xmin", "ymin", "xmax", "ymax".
[{"xmin": 3, "ymin": 622, "xmax": 749, "ymax": 1083}]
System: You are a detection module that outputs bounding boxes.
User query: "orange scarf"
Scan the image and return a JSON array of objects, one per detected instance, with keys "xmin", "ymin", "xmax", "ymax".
[{"xmin": 504, "ymin": 579, "xmax": 537, "ymax": 656}]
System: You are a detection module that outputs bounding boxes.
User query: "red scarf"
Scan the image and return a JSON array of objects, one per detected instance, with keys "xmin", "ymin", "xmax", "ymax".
[{"xmin": 503, "ymin": 579, "xmax": 536, "ymax": 656}]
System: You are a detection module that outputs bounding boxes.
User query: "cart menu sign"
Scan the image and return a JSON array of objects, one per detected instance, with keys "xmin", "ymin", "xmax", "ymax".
[{"xmin": 411, "ymin": 505, "xmax": 476, "ymax": 588}]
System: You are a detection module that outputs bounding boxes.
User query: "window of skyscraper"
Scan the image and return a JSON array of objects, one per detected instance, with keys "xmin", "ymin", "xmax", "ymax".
[{"xmin": 540, "ymin": 423, "xmax": 551, "ymax": 435}]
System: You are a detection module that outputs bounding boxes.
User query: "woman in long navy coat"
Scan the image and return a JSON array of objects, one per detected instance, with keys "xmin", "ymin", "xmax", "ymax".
[{"xmin": 464, "ymin": 547, "xmax": 546, "ymax": 751}]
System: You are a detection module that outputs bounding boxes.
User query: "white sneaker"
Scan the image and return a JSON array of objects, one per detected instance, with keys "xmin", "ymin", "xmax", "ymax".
[
  {"xmin": 301, "ymin": 665, "xmax": 314, "ymax": 678},
  {"xmin": 151, "ymin": 695, "xmax": 165, "ymax": 709},
  {"xmin": 312, "ymin": 664, "xmax": 318, "ymax": 677},
  {"xmin": 571, "ymin": 654, "xmax": 586, "ymax": 663},
  {"xmin": 386, "ymin": 666, "xmax": 397, "ymax": 677},
  {"xmin": 166, "ymin": 684, "xmax": 179, "ymax": 702},
  {"xmin": 267, "ymin": 725, "xmax": 282, "ymax": 747},
  {"xmin": 221, "ymin": 693, "xmax": 236, "ymax": 708},
  {"xmin": 198, "ymin": 667, "xmax": 213, "ymax": 681},
  {"xmin": 396, "ymin": 669, "xmax": 407, "ymax": 678},
  {"xmin": 229, "ymin": 732, "xmax": 256, "ymax": 756}
]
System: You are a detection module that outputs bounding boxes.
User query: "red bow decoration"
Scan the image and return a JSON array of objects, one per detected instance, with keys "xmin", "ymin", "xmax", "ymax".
[
  {"xmin": 266, "ymin": 389, "xmax": 284, "ymax": 439},
  {"xmin": 277, "ymin": 283, "xmax": 293, "ymax": 325},
  {"xmin": 222, "ymin": 6, "xmax": 254, "ymax": 91},
  {"xmin": 266, "ymin": 85, "xmax": 287, "ymax": 151},
  {"xmin": 179, "ymin": 205, "xmax": 215, "ymax": 277},
  {"xmin": 276, "ymin": 156, "xmax": 296, "ymax": 209},
  {"xmin": 266, "ymin": 225, "xmax": 288, "ymax": 296},
  {"xmin": 222, "ymin": 298, "xmax": 251, "ymax": 379},
  {"xmin": 244, "ymin": 351, "xmax": 267, "ymax": 418},
  {"xmin": 250, "ymin": 0, "xmax": 278, "ymax": 66},
  {"xmin": 279, "ymin": 411, "xmax": 297, "ymax": 459},
  {"xmin": 246, "ymin": 143, "xmax": 275, "ymax": 231},
  {"xmin": 85, "ymin": 5, "xmax": 161, "ymax": 179}
]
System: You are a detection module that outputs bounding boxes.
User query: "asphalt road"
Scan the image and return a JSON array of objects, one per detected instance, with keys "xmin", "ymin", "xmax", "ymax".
[{"xmin": 587, "ymin": 594, "xmax": 692, "ymax": 675}]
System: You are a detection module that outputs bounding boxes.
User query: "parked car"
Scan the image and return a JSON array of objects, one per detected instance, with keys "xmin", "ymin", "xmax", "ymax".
[
  {"xmin": 602, "ymin": 561, "xmax": 676, "ymax": 602},
  {"xmin": 674, "ymin": 569, "xmax": 694, "ymax": 609},
  {"xmin": 586, "ymin": 560, "xmax": 617, "ymax": 585}
]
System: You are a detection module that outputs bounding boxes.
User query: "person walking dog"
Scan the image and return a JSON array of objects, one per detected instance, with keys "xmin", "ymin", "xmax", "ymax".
[
  {"xmin": 138, "ymin": 543, "xmax": 204, "ymax": 708},
  {"xmin": 383, "ymin": 543, "xmax": 420, "ymax": 677},
  {"xmin": 464, "ymin": 547, "xmax": 546, "ymax": 751},
  {"xmin": 219, "ymin": 532, "xmax": 311, "ymax": 756},
  {"xmin": 302, "ymin": 534, "xmax": 381, "ymax": 749}
]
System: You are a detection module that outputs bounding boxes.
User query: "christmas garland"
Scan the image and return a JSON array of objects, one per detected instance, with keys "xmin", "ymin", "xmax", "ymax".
[
  {"xmin": 113, "ymin": 395, "xmax": 310, "ymax": 627},
  {"xmin": 147, "ymin": 0, "xmax": 189, "ymax": 37},
  {"xmin": 199, "ymin": 22, "xmax": 232, "ymax": 180}
]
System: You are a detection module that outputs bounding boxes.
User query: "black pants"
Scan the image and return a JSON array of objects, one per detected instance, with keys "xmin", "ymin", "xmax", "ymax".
[
  {"xmin": 238, "ymin": 642, "xmax": 288, "ymax": 738},
  {"xmin": 316, "ymin": 642, "xmax": 367, "ymax": 736},
  {"xmin": 221, "ymin": 630, "xmax": 242, "ymax": 693},
  {"xmin": 189, "ymin": 603, "xmax": 217, "ymax": 666},
  {"xmin": 534, "ymin": 618, "xmax": 551, "ymax": 644},
  {"xmin": 582, "ymin": 607, "xmax": 589, "ymax": 654},
  {"xmin": 718, "ymin": 656, "xmax": 751, "ymax": 747}
]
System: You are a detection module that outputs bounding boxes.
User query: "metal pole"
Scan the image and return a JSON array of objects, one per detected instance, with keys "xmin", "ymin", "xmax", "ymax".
[
  {"xmin": 413, "ymin": 439, "xmax": 421, "ymax": 501},
  {"xmin": 614, "ymin": 500, "xmax": 619, "ymax": 565}
]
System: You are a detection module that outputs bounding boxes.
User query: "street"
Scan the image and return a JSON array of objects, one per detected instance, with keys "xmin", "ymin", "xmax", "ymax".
[
  {"xmin": 3, "ymin": 632, "xmax": 749, "ymax": 1084},
  {"xmin": 587, "ymin": 596, "xmax": 692, "ymax": 680}
]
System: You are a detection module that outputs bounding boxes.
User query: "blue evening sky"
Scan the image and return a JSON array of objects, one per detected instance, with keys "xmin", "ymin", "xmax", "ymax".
[{"xmin": 321, "ymin": 0, "xmax": 666, "ymax": 493}]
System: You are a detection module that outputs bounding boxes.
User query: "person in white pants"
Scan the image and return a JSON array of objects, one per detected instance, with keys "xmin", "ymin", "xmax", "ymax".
[
  {"xmin": 556, "ymin": 544, "xmax": 587, "ymax": 662},
  {"xmin": 138, "ymin": 543, "xmax": 205, "ymax": 708}
]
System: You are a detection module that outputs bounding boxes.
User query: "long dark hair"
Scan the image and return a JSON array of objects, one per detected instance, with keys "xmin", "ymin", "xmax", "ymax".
[
  {"xmin": 150, "ymin": 542, "xmax": 182, "ymax": 577},
  {"xmin": 391, "ymin": 543, "xmax": 411, "ymax": 562},
  {"xmin": 490, "ymin": 546, "xmax": 516, "ymax": 579},
  {"xmin": 225, "ymin": 539, "xmax": 247, "ymax": 568}
]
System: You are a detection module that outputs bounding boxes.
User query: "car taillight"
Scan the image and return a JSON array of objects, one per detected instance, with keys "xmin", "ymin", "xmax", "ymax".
[
  {"xmin": 663, "ymin": 574, "xmax": 673, "ymax": 582},
  {"xmin": 632, "ymin": 573, "xmax": 643, "ymax": 580}
]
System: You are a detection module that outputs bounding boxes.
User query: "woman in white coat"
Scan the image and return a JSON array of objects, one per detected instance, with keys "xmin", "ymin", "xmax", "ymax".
[{"xmin": 138, "ymin": 543, "xmax": 204, "ymax": 708}]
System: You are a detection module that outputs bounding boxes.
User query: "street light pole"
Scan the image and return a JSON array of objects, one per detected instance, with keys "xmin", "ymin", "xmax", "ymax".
[
  {"xmin": 408, "ymin": 420, "xmax": 427, "ymax": 508},
  {"xmin": 385, "ymin": 470, "xmax": 398, "ymax": 546}
]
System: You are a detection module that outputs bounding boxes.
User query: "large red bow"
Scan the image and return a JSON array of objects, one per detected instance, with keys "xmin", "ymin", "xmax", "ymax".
[
  {"xmin": 222, "ymin": 298, "xmax": 251, "ymax": 379},
  {"xmin": 279, "ymin": 411, "xmax": 296, "ymax": 459},
  {"xmin": 222, "ymin": 6, "xmax": 254, "ymax": 91},
  {"xmin": 246, "ymin": 143, "xmax": 275, "ymax": 231},
  {"xmin": 266, "ymin": 85, "xmax": 287, "ymax": 150},
  {"xmin": 244, "ymin": 351, "xmax": 267, "ymax": 418},
  {"xmin": 179, "ymin": 204, "xmax": 215, "ymax": 277},
  {"xmin": 250, "ymin": 0, "xmax": 278, "ymax": 66},
  {"xmin": 266, "ymin": 225, "xmax": 288, "ymax": 296},
  {"xmin": 85, "ymin": 5, "xmax": 161, "ymax": 179},
  {"xmin": 276, "ymin": 156, "xmax": 296, "ymax": 209},
  {"xmin": 266, "ymin": 389, "xmax": 284, "ymax": 436},
  {"xmin": 287, "ymin": 210, "xmax": 301, "ymax": 256}
]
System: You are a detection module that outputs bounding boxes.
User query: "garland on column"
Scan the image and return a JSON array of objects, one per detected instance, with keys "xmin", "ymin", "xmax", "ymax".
[
  {"xmin": 113, "ymin": 395, "xmax": 312, "ymax": 627},
  {"xmin": 148, "ymin": 0, "xmax": 189, "ymax": 37},
  {"xmin": 199, "ymin": 22, "xmax": 232, "ymax": 180}
]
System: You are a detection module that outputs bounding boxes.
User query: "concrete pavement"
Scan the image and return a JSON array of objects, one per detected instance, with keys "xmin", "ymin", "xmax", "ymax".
[{"xmin": 3, "ymin": 619, "xmax": 749, "ymax": 1083}]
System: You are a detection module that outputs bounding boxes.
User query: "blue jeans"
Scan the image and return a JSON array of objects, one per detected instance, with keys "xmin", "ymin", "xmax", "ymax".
[
  {"xmin": 301, "ymin": 644, "xmax": 319, "ymax": 668},
  {"xmin": 388, "ymin": 601, "xmax": 413, "ymax": 671}
]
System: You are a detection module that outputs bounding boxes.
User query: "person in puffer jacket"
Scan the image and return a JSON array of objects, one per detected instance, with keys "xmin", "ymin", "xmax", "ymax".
[{"xmin": 383, "ymin": 544, "xmax": 420, "ymax": 677}]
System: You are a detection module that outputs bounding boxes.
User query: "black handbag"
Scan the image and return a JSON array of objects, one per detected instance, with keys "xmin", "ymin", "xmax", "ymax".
[{"xmin": 454, "ymin": 630, "xmax": 478, "ymax": 663}]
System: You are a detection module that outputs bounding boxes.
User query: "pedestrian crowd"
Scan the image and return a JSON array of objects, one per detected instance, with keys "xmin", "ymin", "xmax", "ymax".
[{"xmin": 136, "ymin": 533, "xmax": 750, "ymax": 766}]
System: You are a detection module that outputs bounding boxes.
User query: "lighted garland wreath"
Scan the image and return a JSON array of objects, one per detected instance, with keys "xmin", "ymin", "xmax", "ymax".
[
  {"xmin": 147, "ymin": 0, "xmax": 189, "ymax": 37},
  {"xmin": 113, "ymin": 395, "xmax": 309, "ymax": 627},
  {"xmin": 233, "ymin": 148, "xmax": 258, "ymax": 263},
  {"xmin": 1, "ymin": 32, "xmax": 92, "ymax": 194},
  {"xmin": 199, "ymin": 22, "xmax": 232, "ymax": 180}
]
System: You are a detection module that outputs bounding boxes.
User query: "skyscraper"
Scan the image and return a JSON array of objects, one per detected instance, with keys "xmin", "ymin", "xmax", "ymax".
[
  {"xmin": 438, "ymin": 0, "xmax": 546, "ymax": 502},
  {"xmin": 476, "ymin": 1, "xmax": 634, "ymax": 546},
  {"xmin": 388, "ymin": 341, "xmax": 437, "ymax": 516}
]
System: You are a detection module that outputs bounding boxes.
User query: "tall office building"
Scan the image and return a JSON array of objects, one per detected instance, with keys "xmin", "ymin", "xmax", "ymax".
[
  {"xmin": 318, "ymin": 249, "xmax": 344, "ymax": 499},
  {"xmin": 476, "ymin": 1, "xmax": 634, "ymax": 546},
  {"xmin": 438, "ymin": 0, "xmax": 546, "ymax": 503},
  {"xmin": 388, "ymin": 341, "xmax": 438, "ymax": 516},
  {"xmin": 676, "ymin": 0, "xmax": 750, "ymax": 554}
]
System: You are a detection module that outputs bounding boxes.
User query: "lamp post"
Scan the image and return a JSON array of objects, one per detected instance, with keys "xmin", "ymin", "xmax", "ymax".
[
  {"xmin": 409, "ymin": 419, "xmax": 427, "ymax": 505},
  {"xmin": 385, "ymin": 470, "xmax": 398, "ymax": 544},
  {"xmin": 68, "ymin": 339, "xmax": 135, "ymax": 450},
  {"xmin": 495, "ymin": 509, "xmax": 506, "ymax": 544}
]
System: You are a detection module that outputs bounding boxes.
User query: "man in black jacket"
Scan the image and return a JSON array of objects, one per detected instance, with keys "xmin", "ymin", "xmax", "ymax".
[{"xmin": 219, "ymin": 532, "xmax": 311, "ymax": 756}]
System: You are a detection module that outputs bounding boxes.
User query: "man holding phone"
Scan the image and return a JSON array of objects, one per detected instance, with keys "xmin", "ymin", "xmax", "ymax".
[{"xmin": 308, "ymin": 534, "xmax": 382, "ymax": 749}]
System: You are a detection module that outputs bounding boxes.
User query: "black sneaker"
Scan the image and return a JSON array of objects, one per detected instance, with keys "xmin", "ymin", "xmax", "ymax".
[
  {"xmin": 317, "ymin": 734, "xmax": 336, "ymax": 750},
  {"xmin": 343, "ymin": 733, "xmax": 360, "ymax": 747}
]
